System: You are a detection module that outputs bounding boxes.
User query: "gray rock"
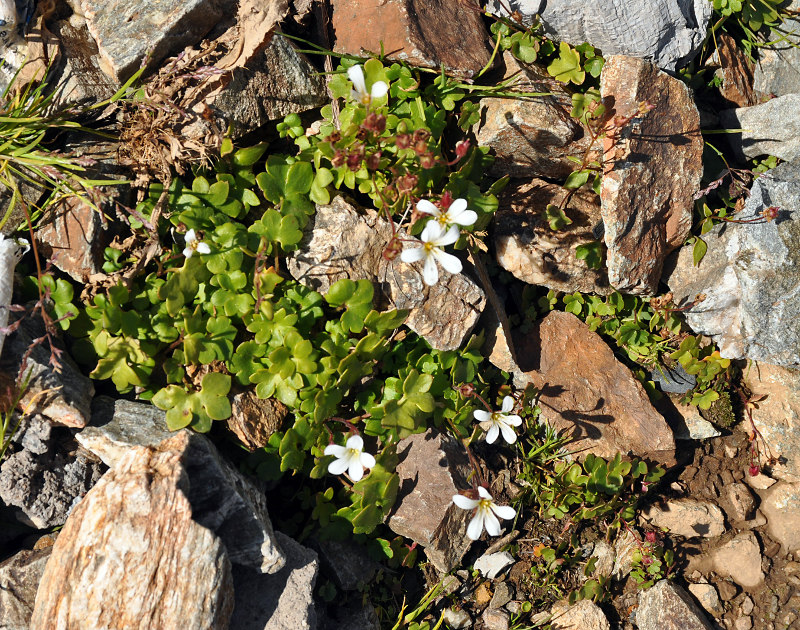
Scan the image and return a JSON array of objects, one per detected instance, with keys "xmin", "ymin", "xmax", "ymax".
[
  {"xmin": 230, "ymin": 532, "xmax": 318, "ymax": 630},
  {"xmin": 0, "ymin": 546, "xmax": 53, "ymax": 630},
  {"xmin": 666, "ymin": 161, "xmax": 800, "ymax": 367},
  {"xmin": 637, "ymin": 580, "xmax": 715, "ymax": 630},
  {"xmin": 77, "ymin": 398, "xmax": 284, "ymax": 573},
  {"xmin": 489, "ymin": 582, "xmax": 514, "ymax": 609},
  {"xmin": 482, "ymin": 608, "xmax": 509, "ymax": 630},
  {"xmin": 474, "ymin": 551, "xmax": 514, "ymax": 580},
  {"xmin": 387, "ymin": 430, "xmax": 473, "ymax": 573},
  {"xmin": 441, "ymin": 608, "xmax": 472, "ymax": 629},
  {"xmin": 720, "ymin": 95, "xmax": 800, "ymax": 162},
  {"xmin": 14, "ymin": 414, "xmax": 53, "ymax": 455},
  {"xmin": 485, "ymin": 0, "xmax": 711, "ymax": 71},
  {"xmin": 550, "ymin": 599, "xmax": 610, "ymax": 630},
  {"xmin": 754, "ymin": 5, "xmax": 800, "ymax": 98},
  {"xmin": 287, "ymin": 196, "xmax": 485, "ymax": 351},
  {"xmin": 314, "ymin": 537, "xmax": 379, "ymax": 590},
  {"xmin": 651, "ymin": 364, "xmax": 696, "ymax": 394}
]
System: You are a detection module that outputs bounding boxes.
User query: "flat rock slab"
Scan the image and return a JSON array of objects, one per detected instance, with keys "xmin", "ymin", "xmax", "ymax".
[
  {"xmin": 0, "ymin": 546, "xmax": 53, "ymax": 630},
  {"xmin": 600, "ymin": 56, "xmax": 703, "ymax": 295},
  {"xmin": 666, "ymin": 161, "xmax": 800, "ymax": 367},
  {"xmin": 30, "ymin": 435, "xmax": 235, "ymax": 630},
  {"xmin": 287, "ymin": 196, "xmax": 485, "ymax": 351},
  {"xmin": 331, "ymin": 0, "xmax": 491, "ymax": 79},
  {"xmin": 387, "ymin": 431, "xmax": 473, "ymax": 572},
  {"xmin": 77, "ymin": 398, "xmax": 285, "ymax": 573},
  {"xmin": 485, "ymin": 0, "xmax": 711, "ymax": 71},
  {"xmin": 710, "ymin": 532, "xmax": 765, "ymax": 589},
  {"xmin": 759, "ymin": 481, "xmax": 800, "ymax": 554},
  {"xmin": 637, "ymin": 580, "xmax": 715, "ymax": 630},
  {"xmin": 493, "ymin": 179, "xmax": 611, "ymax": 295},
  {"xmin": 720, "ymin": 94, "xmax": 800, "ymax": 162},
  {"xmin": 79, "ymin": 0, "xmax": 232, "ymax": 82},
  {"xmin": 550, "ymin": 599, "xmax": 610, "ymax": 630},
  {"xmin": 517, "ymin": 311, "xmax": 676, "ymax": 465},
  {"xmin": 642, "ymin": 499, "xmax": 726, "ymax": 539}
]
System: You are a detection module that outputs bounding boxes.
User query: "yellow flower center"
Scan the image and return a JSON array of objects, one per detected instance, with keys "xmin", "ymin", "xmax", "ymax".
[{"xmin": 424, "ymin": 242, "xmax": 435, "ymax": 253}]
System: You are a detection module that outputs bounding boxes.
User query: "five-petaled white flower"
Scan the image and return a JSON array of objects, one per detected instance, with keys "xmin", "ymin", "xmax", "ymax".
[
  {"xmin": 417, "ymin": 198, "xmax": 477, "ymax": 230},
  {"xmin": 183, "ymin": 229, "xmax": 211, "ymax": 258},
  {"xmin": 453, "ymin": 486, "xmax": 516, "ymax": 541},
  {"xmin": 324, "ymin": 434, "xmax": 376, "ymax": 482},
  {"xmin": 474, "ymin": 396, "xmax": 522, "ymax": 445},
  {"xmin": 400, "ymin": 221, "xmax": 463, "ymax": 286},
  {"xmin": 347, "ymin": 64, "xmax": 389, "ymax": 106}
]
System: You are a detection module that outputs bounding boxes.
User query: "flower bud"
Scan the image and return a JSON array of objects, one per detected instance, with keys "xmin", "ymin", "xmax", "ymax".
[{"xmin": 395, "ymin": 134, "xmax": 411, "ymax": 150}]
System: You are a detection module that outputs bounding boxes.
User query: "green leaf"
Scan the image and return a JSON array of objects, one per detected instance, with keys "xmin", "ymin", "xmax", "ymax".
[
  {"xmin": 547, "ymin": 42, "xmax": 586, "ymax": 84},
  {"xmin": 692, "ymin": 236, "xmax": 708, "ymax": 267},
  {"xmin": 575, "ymin": 241, "xmax": 604, "ymax": 269},
  {"xmin": 564, "ymin": 169, "xmax": 591, "ymax": 190},
  {"xmin": 545, "ymin": 204, "xmax": 573, "ymax": 231}
]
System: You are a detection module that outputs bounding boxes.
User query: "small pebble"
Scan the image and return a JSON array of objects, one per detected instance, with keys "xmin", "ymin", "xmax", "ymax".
[
  {"xmin": 474, "ymin": 551, "xmax": 514, "ymax": 579},
  {"xmin": 482, "ymin": 608, "xmax": 509, "ymax": 630},
  {"xmin": 489, "ymin": 582, "xmax": 513, "ymax": 609},
  {"xmin": 740, "ymin": 596, "xmax": 754, "ymax": 616},
  {"xmin": 734, "ymin": 616, "xmax": 752, "ymax": 630},
  {"xmin": 441, "ymin": 608, "xmax": 471, "ymax": 629}
]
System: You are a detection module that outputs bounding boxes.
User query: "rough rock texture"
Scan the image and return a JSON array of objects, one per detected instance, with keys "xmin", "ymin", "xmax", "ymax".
[
  {"xmin": 720, "ymin": 94, "xmax": 800, "ymax": 162},
  {"xmin": 485, "ymin": 0, "xmax": 711, "ymax": 71},
  {"xmin": 600, "ymin": 56, "xmax": 703, "ymax": 295},
  {"xmin": 759, "ymin": 482, "xmax": 800, "ymax": 554},
  {"xmin": 637, "ymin": 580, "xmax": 715, "ymax": 630},
  {"xmin": 754, "ymin": 1, "xmax": 800, "ymax": 97},
  {"xmin": 642, "ymin": 499, "xmax": 726, "ymax": 538},
  {"xmin": 331, "ymin": 0, "xmax": 491, "ymax": 79},
  {"xmin": 213, "ymin": 34, "xmax": 328, "ymax": 138},
  {"xmin": 687, "ymin": 583, "xmax": 724, "ymax": 618},
  {"xmin": 77, "ymin": 398, "xmax": 285, "ymax": 573},
  {"xmin": 493, "ymin": 179, "xmax": 611, "ymax": 295},
  {"xmin": 549, "ymin": 599, "xmax": 610, "ymax": 630},
  {"xmin": 666, "ymin": 162, "xmax": 800, "ymax": 367},
  {"xmin": 230, "ymin": 532, "xmax": 318, "ymax": 630},
  {"xmin": 713, "ymin": 33, "xmax": 758, "ymax": 108},
  {"xmin": 287, "ymin": 196, "xmax": 486, "ymax": 351},
  {"xmin": 710, "ymin": 532, "xmax": 765, "ymax": 588},
  {"xmin": 314, "ymin": 537, "xmax": 379, "ymax": 591},
  {"xmin": 5, "ymin": 317, "xmax": 94, "ymax": 428},
  {"xmin": 227, "ymin": 391, "xmax": 288, "ymax": 451},
  {"xmin": 387, "ymin": 431, "xmax": 473, "ymax": 573},
  {"xmin": 720, "ymin": 483, "xmax": 756, "ymax": 523},
  {"xmin": 517, "ymin": 311, "xmax": 676, "ymax": 465},
  {"xmin": 29, "ymin": 435, "xmax": 235, "ymax": 630},
  {"xmin": 79, "ymin": 0, "xmax": 233, "ymax": 81},
  {"xmin": 474, "ymin": 551, "xmax": 514, "ymax": 580},
  {"xmin": 482, "ymin": 608, "xmax": 509, "ymax": 630},
  {"xmin": 744, "ymin": 363, "xmax": 800, "ymax": 481},
  {"xmin": 0, "ymin": 546, "xmax": 53, "ymax": 630}
]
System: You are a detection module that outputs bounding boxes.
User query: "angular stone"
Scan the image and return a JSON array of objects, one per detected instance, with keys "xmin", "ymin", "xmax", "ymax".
[
  {"xmin": 482, "ymin": 608, "xmax": 509, "ymax": 630},
  {"xmin": 754, "ymin": 36, "xmax": 800, "ymax": 97},
  {"xmin": 387, "ymin": 430, "xmax": 473, "ymax": 572},
  {"xmin": 721, "ymin": 483, "xmax": 756, "ymax": 523},
  {"xmin": 79, "ymin": 0, "xmax": 233, "ymax": 82},
  {"xmin": 720, "ymin": 95, "xmax": 800, "ymax": 162},
  {"xmin": 227, "ymin": 391, "xmax": 288, "ymax": 451},
  {"xmin": 230, "ymin": 532, "xmax": 318, "ymax": 630},
  {"xmin": 0, "ymin": 546, "xmax": 52, "ymax": 630},
  {"xmin": 489, "ymin": 582, "xmax": 513, "ymax": 609},
  {"xmin": 474, "ymin": 551, "xmax": 514, "ymax": 580},
  {"xmin": 651, "ymin": 364, "xmax": 696, "ymax": 394},
  {"xmin": 442, "ymin": 608, "xmax": 472, "ymax": 630},
  {"xmin": 637, "ymin": 580, "xmax": 715, "ymax": 630},
  {"xmin": 493, "ymin": 179, "xmax": 611, "ymax": 295},
  {"xmin": 713, "ymin": 33, "xmax": 758, "ymax": 108},
  {"xmin": 331, "ymin": 0, "xmax": 491, "ymax": 79},
  {"xmin": 550, "ymin": 599, "xmax": 610, "ymax": 630},
  {"xmin": 486, "ymin": 0, "xmax": 712, "ymax": 72},
  {"xmin": 687, "ymin": 582, "xmax": 724, "ymax": 618},
  {"xmin": 642, "ymin": 499, "xmax": 726, "ymax": 539},
  {"xmin": 517, "ymin": 311, "xmax": 676, "ymax": 465},
  {"xmin": 667, "ymin": 162, "xmax": 800, "ymax": 367},
  {"xmin": 212, "ymin": 34, "xmax": 328, "ymax": 138},
  {"xmin": 77, "ymin": 398, "xmax": 284, "ymax": 573},
  {"xmin": 29, "ymin": 436, "xmax": 235, "ymax": 630},
  {"xmin": 314, "ymin": 537, "xmax": 379, "ymax": 591},
  {"xmin": 711, "ymin": 532, "xmax": 764, "ymax": 589},
  {"xmin": 287, "ymin": 196, "xmax": 485, "ymax": 351},
  {"xmin": 600, "ymin": 56, "xmax": 702, "ymax": 295},
  {"xmin": 759, "ymin": 481, "xmax": 800, "ymax": 554},
  {"xmin": 5, "ymin": 317, "xmax": 94, "ymax": 428}
]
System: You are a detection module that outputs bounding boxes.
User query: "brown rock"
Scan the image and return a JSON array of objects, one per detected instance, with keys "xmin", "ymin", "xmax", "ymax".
[
  {"xmin": 0, "ymin": 547, "xmax": 53, "ymax": 630},
  {"xmin": 30, "ymin": 434, "xmax": 235, "ymax": 630},
  {"xmin": 227, "ymin": 391, "xmax": 289, "ymax": 450},
  {"xmin": 331, "ymin": 0, "xmax": 491, "ymax": 79},
  {"xmin": 550, "ymin": 599, "xmax": 611, "ymax": 630},
  {"xmin": 642, "ymin": 499, "xmax": 726, "ymax": 539},
  {"xmin": 493, "ymin": 179, "xmax": 611, "ymax": 295},
  {"xmin": 517, "ymin": 311, "xmax": 675, "ymax": 465},
  {"xmin": 600, "ymin": 56, "xmax": 703, "ymax": 295},
  {"xmin": 710, "ymin": 532, "xmax": 764, "ymax": 589},
  {"xmin": 637, "ymin": 580, "xmax": 715, "ymax": 630},
  {"xmin": 387, "ymin": 430, "xmax": 473, "ymax": 572},
  {"xmin": 287, "ymin": 196, "xmax": 486, "ymax": 351},
  {"xmin": 721, "ymin": 482, "xmax": 756, "ymax": 523},
  {"xmin": 759, "ymin": 481, "xmax": 800, "ymax": 554},
  {"xmin": 714, "ymin": 33, "xmax": 757, "ymax": 108}
]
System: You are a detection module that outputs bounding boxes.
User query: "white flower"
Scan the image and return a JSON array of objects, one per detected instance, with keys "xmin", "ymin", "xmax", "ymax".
[
  {"xmin": 323, "ymin": 434, "xmax": 376, "ymax": 482},
  {"xmin": 417, "ymin": 198, "xmax": 477, "ymax": 230},
  {"xmin": 182, "ymin": 229, "xmax": 211, "ymax": 258},
  {"xmin": 400, "ymin": 221, "xmax": 463, "ymax": 286},
  {"xmin": 347, "ymin": 64, "xmax": 389, "ymax": 106},
  {"xmin": 474, "ymin": 396, "xmax": 522, "ymax": 444},
  {"xmin": 453, "ymin": 486, "xmax": 516, "ymax": 540}
]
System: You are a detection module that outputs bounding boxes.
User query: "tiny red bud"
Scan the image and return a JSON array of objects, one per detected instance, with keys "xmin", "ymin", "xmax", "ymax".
[
  {"xmin": 366, "ymin": 151, "xmax": 381, "ymax": 170},
  {"xmin": 439, "ymin": 190, "xmax": 454, "ymax": 211},
  {"xmin": 762, "ymin": 205, "xmax": 780, "ymax": 221},
  {"xmin": 419, "ymin": 152, "xmax": 436, "ymax": 169},
  {"xmin": 455, "ymin": 139, "xmax": 470, "ymax": 160},
  {"xmin": 645, "ymin": 531, "xmax": 657, "ymax": 544},
  {"xmin": 395, "ymin": 134, "xmax": 411, "ymax": 150},
  {"xmin": 749, "ymin": 464, "xmax": 760, "ymax": 477}
]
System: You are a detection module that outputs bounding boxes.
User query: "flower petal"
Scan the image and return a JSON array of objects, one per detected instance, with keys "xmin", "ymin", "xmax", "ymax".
[
  {"xmin": 504, "ymin": 414, "xmax": 523, "ymax": 427},
  {"xmin": 491, "ymin": 504, "xmax": 517, "ymax": 521},
  {"xmin": 484, "ymin": 509, "xmax": 502, "ymax": 536},
  {"xmin": 185, "ymin": 229, "xmax": 197, "ymax": 243},
  {"xmin": 348, "ymin": 459, "xmax": 365, "ymax": 481},
  {"xmin": 499, "ymin": 423, "xmax": 517, "ymax": 444},
  {"xmin": 451, "ymin": 210, "xmax": 478, "ymax": 227},
  {"xmin": 432, "ymin": 249, "xmax": 463, "ymax": 275},
  {"xmin": 420, "ymin": 221, "xmax": 445, "ymax": 243},
  {"xmin": 182, "ymin": 247, "xmax": 194, "ymax": 258},
  {"xmin": 324, "ymin": 444, "xmax": 347, "ymax": 458},
  {"xmin": 328, "ymin": 457, "xmax": 349, "ymax": 476},
  {"xmin": 473, "ymin": 409, "xmax": 491, "ymax": 422},
  {"xmin": 485, "ymin": 424, "xmax": 499, "ymax": 444},
  {"xmin": 466, "ymin": 512, "xmax": 485, "ymax": 540},
  {"xmin": 370, "ymin": 81, "xmax": 389, "ymax": 98},
  {"xmin": 347, "ymin": 65, "xmax": 367, "ymax": 96},
  {"xmin": 477, "ymin": 486, "xmax": 492, "ymax": 500},
  {"xmin": 400, "ymin": 246, "xmax": 426, "ymax": 263},
  {"xmin": 416, "ymin": 199, "xmax": 440, "ymax": 217},
  {"xmin": 360, "ymin": 452, "xmax": 376, "ymax": 470},
  {"xmin": 453, "ymin": 494, "xmax": 479, "ymax": 510},
  {"xmin": 433, "ymin": 224, "xmax": 461, "ymax": 247},
  {"xmin": 448, "ymin": 198, "xmax": 467, "ymax": 215},
  {"xmin": 501, "ymin": 396, "xmax": 514, "ymax": 413},
  {"xmin": 345, "ymin": 434, "xmax": 364, "ymax": 451},
  {"xmin": 422, "ymin": 254, "xmax": 439, "ymax": 286},
  {"xmin": 196, "ymin": 242, "xmax": 211, "ymax": 255}
]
